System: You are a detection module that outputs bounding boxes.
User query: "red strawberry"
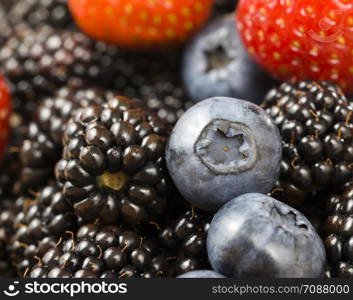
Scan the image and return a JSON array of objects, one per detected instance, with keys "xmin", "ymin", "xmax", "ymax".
[
  {"xmin": 68, "ymin": 0, "xmax": 213, "ymax": 49},
  {"xmin": 236, "ymin": 0, "xmax": 353, "ymax": 93},
  {"xmin": 0, "ymin": 75, "xmax": 11, "ymax": 161}
]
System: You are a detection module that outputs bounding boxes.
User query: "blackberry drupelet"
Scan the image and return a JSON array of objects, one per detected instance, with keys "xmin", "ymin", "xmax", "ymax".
[
  {"xmin": 9, "ymin": 184, "xmax": 77, "ymax": 276},
  {"xmin": 159, "ymin": 207, "xmax": 212, "ymax": 275},
  {"xmin": 55, "ymin": 96, "xmax": 174, "ymax": 227},
  {"xmin": 323, "ymin": 182, "xmax": 353, "ymax": 278},
  {"xmin": 263, "ymin": 81, "xmax": 353, "ymax": 208},
  {"xmin": 9, "ymin": 0, "xmax": 74, "ymax": 29},
  {"xmin": 29, "ymin": 223, "xmax": 174, "ymax": 278},
  {"xmin": 19, "ymin": 87, "xmax": 110, "ymax": 191}
]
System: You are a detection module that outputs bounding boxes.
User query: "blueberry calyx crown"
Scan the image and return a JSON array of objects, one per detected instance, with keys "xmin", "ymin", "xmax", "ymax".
[
  {"xmin": 194, "ymin": 119, "xmax": 257, "ymax": 175},
  {"xmin": 204, "ymin": 44, "xmax": 233, "ymax": 75}
]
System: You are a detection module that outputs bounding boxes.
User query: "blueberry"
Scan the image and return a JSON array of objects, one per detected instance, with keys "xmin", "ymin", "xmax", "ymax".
[
  {"xmin": 177, "ymin": 270, "xmax": 225, "ymax": 278},
  {"xmin": 166, "ymin": 97, "xmax": 281, "ymax": 211},
  {"xmin": 207, "ymin": 193, "xmax": 326, "ymax": 278},
  {"xmin": 182, "ymin": 14, "xmax": 276, "ymax": 105}
]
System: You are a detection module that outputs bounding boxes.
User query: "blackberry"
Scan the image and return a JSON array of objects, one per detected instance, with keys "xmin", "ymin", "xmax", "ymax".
[
  {"xmin": 0, "ymin": 26, "xmax": 119, "ymax": 119},
  {"xmin": 109, "ymin": 48, "xmax": 184, "ymax": 103},
  {"xmin": 19, "ymin": 86, "xmax": 110, "ymax": 191},
  {"xmin": 0, "ymin": 24, "xmax": 52, "ymax": 119},
  {"xmin": 323, "ymin": 182, "xmax": 353, "ymax": 278},
  {"xmin": 0, "ymin": 25, "xmax": 181, "ymax": 120},
  {"xmin": 263, "ymin": 81, "xmax": 353, "ymax": 208},
  {"xmin": 123, "ymin": 48, "xmax": 192, "ymax": 126},
  {"xmin": 55, "ymin": 96, "xmax": 175, "ymax": 227},
  {"xmin": 9, "ymin": 0, "xmax": 74, "ymax": 29},
  {"xmin": 9, "ymin": 184, "xmax": 77, "ymax": 276},
  {"xmin": 29, "ymin": 223, "xmax": 173, "ymax": 278},
  {"xmin": 139, "ymin": 73, "xmax": 193, "ymax": 125},
  {"xmin": 159, "ymin": 207, "xmax": 212, "ymax": 276}
]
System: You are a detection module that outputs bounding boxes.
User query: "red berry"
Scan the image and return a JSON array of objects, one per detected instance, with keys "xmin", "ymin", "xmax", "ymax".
[
  {"xmin": 0, "ymin": 75, "xmax": 11, "ymax": 161},
  {"xmin": 68, "ymin": 0, "xmax": 213, "ymax": 49},
  {"xmin": 237, "ymin": 0, "xmax": 353, "ymax": 93}
]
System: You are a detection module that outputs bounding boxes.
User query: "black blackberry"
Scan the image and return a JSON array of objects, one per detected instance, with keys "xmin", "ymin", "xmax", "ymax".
[
  {"xmin": 322, "ymin": 182, "xmax": 353, "ymax": 278},
  {"xmin": 9, "ymin": 0, "xmax": 74, "ymax": 29},
  {"xmin": 55, "ymin": 96, "xmax": 175, "ymax": 227},
  {"xmin": 263, "ymin": 81, "xmax": 353, "ymax": 208},
  {"xmin": 0, "ymin": 26, "xmax": 119, "ymax": 119},
  {"xmin": 9, "ymin": 184, "xmax": 77, "ymax": 276},
  {"xmin": 117, "ymin": 48, "xmax": 192, "ymax": 126},
  {"xmin": 0, "ymin": 24, "xmax": 184, "ymax": 120},
  {"xmin": 138, "ymin": 73, "xmax": 193, "ymax": 125},
  {"xmin": 159, "ymin": 207, "xmax": 212, "ymax": 276},
  {"xmin": 29, "ymin": 223, "xmax": 173, "ymax": 278},
  {"xmin": 0, "ymin": 24, "xmax": 52, "ymax": 119},
  {"xmin": 19, "ymin": 86, "xmax": 110, "ymax": 191},
  {"xmin": 109, "ymin": 48, "xmax": 184, "ymax": 102}
]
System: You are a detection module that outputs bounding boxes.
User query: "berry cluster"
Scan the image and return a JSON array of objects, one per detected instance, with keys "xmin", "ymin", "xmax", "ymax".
[
  {"xmin": 264, "ymin": 81, "xmax": 353, "ymax": 208},
  {"xmin": 324, "ymin": 183, "xmax": 353, "ymax": 278},
  {"xmin": 30, "ymin": 223, "xmax": 172, "ymax": 278},
  {"xmin": 1, "ymin": 0, "xmax": 353, "ymax": 279}
]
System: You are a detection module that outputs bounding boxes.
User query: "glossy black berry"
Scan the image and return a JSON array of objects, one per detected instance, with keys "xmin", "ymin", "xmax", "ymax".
[
  {"xmin": 29, "ymin": 224, "xmax": 174, "ymax": 278},
  {"xmin": 159, "ymin": 207, "xmax": 212, "ymax": 276},
  {"xmin": 56, "ymin": 96, "xmax": 175, "ymax": 227},
  {"xmin": 9, "ymin": 0, "xmax": 73, "ymax": 29},
  {"xmin": 8, "ymin": 185, "xmax": 76, "ymax": 277},
  {"xmin": 323, "ymin": 183, "xmax": 353, "ymax": 278},
  {"xmin": 264, "ymin": 81, "xmax": 353, "ymax": 208}
]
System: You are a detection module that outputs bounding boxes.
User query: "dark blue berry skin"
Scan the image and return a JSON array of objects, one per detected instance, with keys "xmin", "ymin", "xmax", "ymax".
[
  {"xmin": 182, "ymin": 14, "xmax": 276, "ymax": 105},
  {"xmin": 177, "ymin": 270, "xmax": 225, "ymax": 278},
  {"xmin": 207, "ymin": 193, "xmax": 326, "ymax": 278},
  {"xmin": 166, "ymin": 97, "xmax": 281, "ymax": 211}
]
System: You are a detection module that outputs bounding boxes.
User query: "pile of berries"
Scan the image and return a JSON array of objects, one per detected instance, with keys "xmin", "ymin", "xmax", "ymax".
[{"xmin": 1, "ymin": 0, "xmax": 353, "ymax": 279}]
